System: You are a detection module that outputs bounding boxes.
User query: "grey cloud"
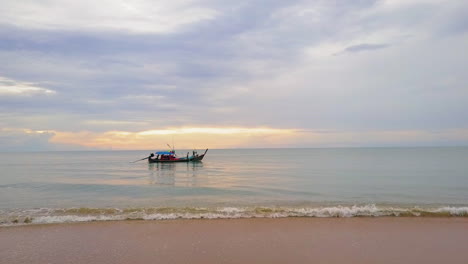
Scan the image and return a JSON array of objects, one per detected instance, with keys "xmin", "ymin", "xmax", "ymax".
[
  {"xmin": 346, "ymin": 43, "xmax": 389, "ymax": 52},
  {"xmin": 0, "ymin": 0, "xmax": 467, "ymax": 149},
  {"xmin": 436, "ymin": 9, "xmax": 468, "ymax": 37},
  {"xmin": 338, "ymin": 43, "xmax": 390, "ymax": 55},
  {"xmin": 0, "ymin": 130, "xmax": 54, "ymax": 151},
  {"xmin": 0, "ymin": 129, "xmax": 98, "ymax": 151}
]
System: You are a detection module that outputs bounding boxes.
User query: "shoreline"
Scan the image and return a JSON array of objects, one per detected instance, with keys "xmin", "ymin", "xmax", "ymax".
[
  {"xmin": 2, "ymin": 204, "xmax": 467, "ymax": 226},
  {"xmin": 2, "ymin": 217, "xmax": 468, "ymax": 264}
]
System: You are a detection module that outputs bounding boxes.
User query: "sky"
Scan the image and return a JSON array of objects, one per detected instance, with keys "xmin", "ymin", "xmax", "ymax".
[{"xmin": 0, "ymin": 0, "xmax": 467, "ymax": 151}]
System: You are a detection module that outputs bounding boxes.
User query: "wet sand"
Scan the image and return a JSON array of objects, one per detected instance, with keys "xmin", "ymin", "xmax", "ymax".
[{"xmin": 1, "ymin": 217, "xmax": 467, "ymax": 264}]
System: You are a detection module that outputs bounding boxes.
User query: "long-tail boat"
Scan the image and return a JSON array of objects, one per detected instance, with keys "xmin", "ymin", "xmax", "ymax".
[{"xmin": 147, "ymin": 149, "xmax": 208, "ymax": 163}]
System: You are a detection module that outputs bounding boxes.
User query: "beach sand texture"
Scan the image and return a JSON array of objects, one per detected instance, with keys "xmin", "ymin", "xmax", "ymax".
[{"xmin": 1, "ymin": 217, "xmax": 468, "ymax": 264}]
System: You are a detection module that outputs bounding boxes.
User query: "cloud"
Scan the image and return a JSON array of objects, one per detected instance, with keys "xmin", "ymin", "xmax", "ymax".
[
  {"xmin": 0, "ymin": 0, "xmax": 218, "ymax": 34},
  {"xmin": 0, "ymin": 0, "xmax": 467, "ymax": 150},
  {"xmin": 0, "ymin": 76, "xmax": 56, "ymax": 96},
  {"xmin": 49, "ymin": 127, "xmax": 299, "ymax": 149},
  {"xmin": 1, "ymin": 125, "xmax": 468, "ymax": 152},
  {"xmin": 0, "ymin": 128, "xmax": 55, "ymax": 151},
  {"xmin": 339, "ymin": 43, "xmax": 390, "ymax": 54},
  {"xmin": 43, "ymin": 127, "xmax": 468, "ymax": 150}
]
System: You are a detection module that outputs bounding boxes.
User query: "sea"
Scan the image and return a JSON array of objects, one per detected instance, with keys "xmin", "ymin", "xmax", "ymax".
[{"xmin": 1, "ymin": 147, "xmax": 467, "ymax": 226}]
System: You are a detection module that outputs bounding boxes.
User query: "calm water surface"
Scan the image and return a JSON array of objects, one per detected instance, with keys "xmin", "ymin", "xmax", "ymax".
[{"xmin": 1, "ymin": 147, "xmax": 467, "ymax": 224}]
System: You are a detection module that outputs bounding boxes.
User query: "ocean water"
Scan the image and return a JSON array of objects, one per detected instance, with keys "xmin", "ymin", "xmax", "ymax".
[{"xmin": 1, "ymin": 147, "xmax": 467, "ymax": 225}]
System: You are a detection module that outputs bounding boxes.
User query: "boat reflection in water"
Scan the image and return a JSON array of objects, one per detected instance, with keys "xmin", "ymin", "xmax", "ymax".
[{"xmin": 147, "ymin": 162, "xmax": 204, "ymax": 187}]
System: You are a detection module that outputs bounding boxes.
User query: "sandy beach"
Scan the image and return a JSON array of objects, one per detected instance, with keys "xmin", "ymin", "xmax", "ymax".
[{"xmin": 1, "ymin": 217, "xmax": 467, "ymax": 264}]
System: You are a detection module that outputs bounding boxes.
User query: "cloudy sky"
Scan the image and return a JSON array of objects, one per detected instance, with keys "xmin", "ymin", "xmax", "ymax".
[{"xmin": 1, "ymin": 0, "xmax": 467, "ymax": 151}]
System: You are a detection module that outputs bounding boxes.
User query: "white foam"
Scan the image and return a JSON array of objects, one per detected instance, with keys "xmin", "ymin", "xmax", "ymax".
[
  {"xmin": 289, "ymin": 204, "xmax": 382, "ymax": 217},
  {"xmin": 32, "ymin": 215, "xmax": 121, "ymax": 224},
  {"xmin": 2, "ymin": 205, "xmax": 468, "ymax": 226},
  {"xmin": 432, "ymin": 206, "xmax": 468, "ymax": 216},
  {"xmin": 219, "ymin": 207, "xmax": 246, "ymax": 214}
]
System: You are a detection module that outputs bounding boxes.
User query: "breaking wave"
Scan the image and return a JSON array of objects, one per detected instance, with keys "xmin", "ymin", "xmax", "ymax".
[{"xmin": 1, "ymin": 205, "xmax": 467, "ymax": 226}]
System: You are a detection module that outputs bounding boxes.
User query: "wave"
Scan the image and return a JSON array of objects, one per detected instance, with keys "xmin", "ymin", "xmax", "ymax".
[{"xmin": 1, "ymin": 205, "xmax": 467, "ymax": 226}]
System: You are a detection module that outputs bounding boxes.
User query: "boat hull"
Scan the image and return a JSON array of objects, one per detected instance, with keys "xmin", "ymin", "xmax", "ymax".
[{"xmin": 148, "ymin": 150, "xmax": 208, "ymax": 163}]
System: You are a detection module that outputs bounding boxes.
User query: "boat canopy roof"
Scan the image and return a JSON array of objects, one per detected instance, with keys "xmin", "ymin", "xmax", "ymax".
[{"xmin": 155, "ymin": 151, "xmax": 174, "ymax": 155}]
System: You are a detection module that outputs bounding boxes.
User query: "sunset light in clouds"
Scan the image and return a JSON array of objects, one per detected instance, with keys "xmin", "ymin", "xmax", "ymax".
[
  {"xmin": 1, "ymin": 0, "xmax": 467, "ymax": 151},
  {"xmin": 1, "ymin": 126, "xmax": 464, "ymax": 151},
  {"xmin": 49, "ymin": 127, "xmax": 299, "ymax": 149}
]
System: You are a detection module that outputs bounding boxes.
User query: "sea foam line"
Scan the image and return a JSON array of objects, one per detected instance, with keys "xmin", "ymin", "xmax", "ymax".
[{"xmin": 1, "ymin": 205, "xmax": 467, "ymax": 226}]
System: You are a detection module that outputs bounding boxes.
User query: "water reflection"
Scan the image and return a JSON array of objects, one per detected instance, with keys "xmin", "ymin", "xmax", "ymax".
[{"xmin": 147, "ymin": 162, "xmax": 204, "ymax": 186}]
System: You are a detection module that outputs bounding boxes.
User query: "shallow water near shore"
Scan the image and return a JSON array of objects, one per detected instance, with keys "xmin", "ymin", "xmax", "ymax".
[{"xmin": 1, "ymin": 147, "xmax": 467, "ymax": 225}]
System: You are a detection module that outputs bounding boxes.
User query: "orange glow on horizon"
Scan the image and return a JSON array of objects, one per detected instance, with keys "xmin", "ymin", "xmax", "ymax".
[
  {"xmin": 49, "ymin": 127, "xmax": 300, "ymax": 149},
  {"xmin": 12, "ymin": 126, "xmax": 466, "ymax": 150}
]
